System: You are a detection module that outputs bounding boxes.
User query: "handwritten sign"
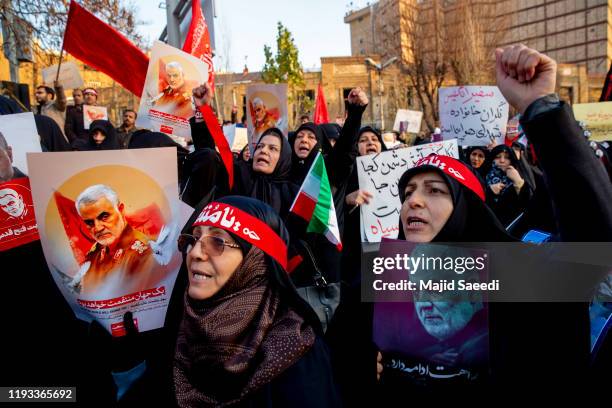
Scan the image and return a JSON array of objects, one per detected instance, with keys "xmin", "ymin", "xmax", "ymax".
[
  {"xmin": 42, "ymin": 61, "xmax": 84, "ymax": 90},
  {"xmin": 439, "ymin": 86, "xmax": 509, "ymax": 146},
  {"xmin": 356, "ymin": 139, "xmax": 459, "ymax": 242},
  {"xmin": 573, "ymin": 102, "xmax": 612, "ymax": 142},
  {"xmin": 83, "ymin": 105, "xmax": 108, "ymax": 129},
  {"xmin": 393, "ymin": 109, "xmax": 423, "ymax": 133}
]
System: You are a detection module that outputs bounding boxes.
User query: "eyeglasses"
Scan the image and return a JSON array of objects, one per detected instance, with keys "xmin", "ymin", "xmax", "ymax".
[{"xmin": 177, "ymin": 234, "xmax": 240, "ymax": 256}]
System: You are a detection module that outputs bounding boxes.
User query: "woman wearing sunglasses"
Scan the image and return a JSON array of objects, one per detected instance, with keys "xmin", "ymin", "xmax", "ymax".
[{"xmin": 174, "ymin": 195, "xmax": 340, "ymax": 407}]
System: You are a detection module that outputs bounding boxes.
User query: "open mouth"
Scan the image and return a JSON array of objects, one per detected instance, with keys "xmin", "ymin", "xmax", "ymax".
[
  {"xmin": 298, "ymin": 146, "xmax": 310, "ymax": 153},
  {"xmin": 256, "ymin": 157, "xmax": 270, "ymax": 165},
  {"xmin": 405, "ymin": 216, "xmax": 428, "ymax": 228},
  {"xmin": 423, "ymin": 315, "xmax": 443, "ymax": 323},
  {"xmin": 366, "ymin": 146, "xmax": 378, "ymax": 154},
  {"xmin": 191, "ymin": 270, "xmax": 213, "ymax": 282}
]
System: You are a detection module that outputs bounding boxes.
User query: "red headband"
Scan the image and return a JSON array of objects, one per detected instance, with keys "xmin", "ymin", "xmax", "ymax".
[
  {"xmin": 192, "ymin": 202, "xmax": 288, "ymax": 269},
  {"xmin": 415, "ymin": 155, "xmax": 485, "ymax": 201},
  {"xmin": 83, "ymin": 88, "xmax": 98, "ymax": 96}
]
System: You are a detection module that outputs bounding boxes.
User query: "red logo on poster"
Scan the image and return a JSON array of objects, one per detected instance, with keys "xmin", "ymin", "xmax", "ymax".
[
  {"xmin": 160, "ymin": 124, "xmax": 173, "ymax": 134},
  {"xmin": 0, "ymin": 177, "xmax": 39, "ymax": 251}
]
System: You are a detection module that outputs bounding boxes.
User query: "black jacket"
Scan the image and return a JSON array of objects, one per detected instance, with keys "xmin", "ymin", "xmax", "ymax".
[{"xmin": 64, "ymin": 104, "xmax": 88, "ymax": 143}]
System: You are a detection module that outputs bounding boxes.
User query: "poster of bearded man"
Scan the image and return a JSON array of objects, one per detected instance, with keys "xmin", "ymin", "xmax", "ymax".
[
  {"xmin": 27, "ymin": 148, "xmax": 189, "ymax": 336},
  {"xmin": 136, "ymin": 41, "xmax": 210, "ymax": 143}
]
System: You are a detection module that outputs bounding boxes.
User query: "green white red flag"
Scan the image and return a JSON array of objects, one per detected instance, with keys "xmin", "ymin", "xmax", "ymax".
[{"xmin": 290, "ymin": 152, "xmax": 342, "ymax": 250}]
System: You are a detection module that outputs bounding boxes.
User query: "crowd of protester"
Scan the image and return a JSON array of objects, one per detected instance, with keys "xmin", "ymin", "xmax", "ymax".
[{"xmin": 1, "ymin": 44, "xmax": 611, "ymax": 406}]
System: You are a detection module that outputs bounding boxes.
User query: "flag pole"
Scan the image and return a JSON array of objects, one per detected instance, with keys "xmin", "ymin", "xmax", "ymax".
[{"xmin": 55, "ymin": 1, "xmax": 72, "ymax": 83}]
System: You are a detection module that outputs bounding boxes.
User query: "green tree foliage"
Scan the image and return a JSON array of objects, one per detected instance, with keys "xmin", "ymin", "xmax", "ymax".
[{"xmin": 261, "ymin": 22, "xmax": 311, "ymax": 125}]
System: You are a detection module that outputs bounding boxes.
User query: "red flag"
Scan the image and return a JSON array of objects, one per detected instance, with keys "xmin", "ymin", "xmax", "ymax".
[
  {"xmin": 313, "ymin": 83, "xmax": 329, "ymax": 124},
  {"xmin": 199, "ymin": 105, "xmax": 234, "ymax": 189},
  {"xmin": 182, "ymin": 0, "xmax": 214, "ymax": 91},
  {"xmin": 63, "ymin": 0, "xmax": 149, "ymax": 96}
]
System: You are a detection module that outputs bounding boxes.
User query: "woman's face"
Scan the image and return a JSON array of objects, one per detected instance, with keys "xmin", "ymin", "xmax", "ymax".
[
  {"xmin": 469, "ymin": 149, "xmax": 485, "ymax": 169},
  {"xmin": 400, "ymin": 171, "xmax": 454, "ymax": 242},
  {"xmin": 253, "ymin": 135, "xmax": 281, "ymax": 174},
  {"xmin": 358, "ymin": 131, "xmax": 381, "ymax": 156},
  {"xmin": 92, "ymin": 130, "xmax": 106, "ymax": 145},
  {"xmin": 494, "ymin": 151, "xmax": 511, "ymax": 170},
  {"xmin": 294, "ymin": 129, "xmax": 317, "ymax": 159},
  {"xmin": 186, "ymin": 226, "xmax": 244, "ymax": 300}
]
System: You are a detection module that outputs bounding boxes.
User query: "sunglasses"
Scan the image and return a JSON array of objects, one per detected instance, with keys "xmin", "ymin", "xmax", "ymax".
[{"xmin": 177, "ymin": 234, "xmax": 240, "ymax": 256}]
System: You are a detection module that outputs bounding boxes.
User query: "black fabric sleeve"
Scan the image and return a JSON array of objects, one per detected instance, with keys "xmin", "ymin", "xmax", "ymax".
[
  {"xmin": 189, "ymin": 117, "xmax": 216, "ymax": 150},
  {"xmin": 64, "ymin": 109, "xmax": 77, "ymax": 143},
  {"xmin": 326, "ymin": 104, "xmax": 366, "ymax": 188},
  {"xmin": 521, "ymin": 101, "xmax": 612, "ymax": 241}
]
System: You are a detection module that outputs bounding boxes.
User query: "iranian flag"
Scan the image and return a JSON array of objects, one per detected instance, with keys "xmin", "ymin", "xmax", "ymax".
[{"xmin": 290, "ymin": 152, "xmax": 342, "ymax": 251}]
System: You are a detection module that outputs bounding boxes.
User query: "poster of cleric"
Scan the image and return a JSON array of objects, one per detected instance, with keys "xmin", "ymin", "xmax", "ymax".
[
  {"xmin": 373, "ymin": 242, "xmax": 490, "ymax": 386},
  {"xmin": 136, "ymin": 40, "xmax": 210, "ymax": 140},
  {"xmin": 28, "ymin": 148, "xmax": 184, "ymax": 336}
]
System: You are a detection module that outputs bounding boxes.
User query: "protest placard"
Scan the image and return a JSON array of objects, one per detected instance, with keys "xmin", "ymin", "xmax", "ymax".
[
  {"xmin": 0, "ymin": 177, "xmax": 39, "ymax": 251},
  {"xmin": 83, "ymin": 105, "xmax": 108, "ymax": 129},
  {"xmin": 246, "ymin": 84, "xmax": 288, "ymax": 151},
  {"xmin": 42, "ymin": 61, "xmax": 84, "ymax": 90},
  {"xmin": 357, "ymin": 139, "xmax": 459, "ymax": 242},
  {"xmin": 136, "ymin": 40, "xmax": 210, "ymax": 139},
  {"xmin": 573, "ymin": 102, "xmax": 612, "ymax": 142},
  {"xmin": 0, "ymin": 112, "xmax": 41, "ymax": 174},
  {"xmin": 439, "ymin": 86, "xmax": 509, "ymax": 146},
  {"xmin": 393, "ymin": 109, "xmax": 423, "ymax": 133},
  {"xmin": 28, "ymin": 148, "xmax": 187, "ymax": 336}
]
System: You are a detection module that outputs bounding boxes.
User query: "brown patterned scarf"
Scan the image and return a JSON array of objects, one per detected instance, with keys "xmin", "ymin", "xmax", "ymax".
[{"xmin": 174, "ymin": 247, "xmax": 316, "ymax": 407}]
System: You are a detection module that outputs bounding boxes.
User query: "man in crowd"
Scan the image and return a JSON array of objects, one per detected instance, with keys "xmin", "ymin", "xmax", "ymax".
[
  {"xmin": 35, "ymin": 81, "xmax": 67, "ymax": 137},
  {"xmin": 116, "ymin": 109, "xmax": 139, "ymax": 148},
  {"xmin": 65, "ymin": 87, "xmax": 99, "ymax": 143}
]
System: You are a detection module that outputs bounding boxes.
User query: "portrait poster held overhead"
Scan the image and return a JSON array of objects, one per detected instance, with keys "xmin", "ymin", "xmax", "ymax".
[
  {"xmin": 439, "ymin": 86, "xmax": 509, "ymax": 146},
  {"xmin": 83, "ymin": 105, "xmax": 108, "ymax": 129},
  {"xmin": 27, "ymin": 148, "xmax": 187, "ymax": 336},
  {"xmin": 246, "ymin": 84, "xmax": 288, "ymax": 151},
  {"xmin": 0, "ymin": 112, "xmax": 42, "ymax": 175},
  {"xmin": 573, "ymin": 101, "xmax": 612, "ymax": 142},
  {"xmin": 136, "ymin": 40, "xmax": 210, "ymax": 139},
  {"xmin": 0, "ymin": 177, "xmax": 39, "ymax": 251},
  {"xmin": 373, "ymin": 241, "xmax": 490, "ymax": 387},
  {"xmin": 357, "ymin": 140, "xmax": 459, "ymax": 242}
]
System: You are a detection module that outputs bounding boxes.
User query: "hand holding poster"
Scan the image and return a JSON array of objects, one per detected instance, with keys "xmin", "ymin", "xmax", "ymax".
[
  {"xmin": 393, "ymin": 109, "xmax": 423, "ymax": 133},
  {"xmin": 357, "ymin": 139, "xmax": 459, "ymax": 242},
  {"xmin": 439, "ymin": 86, "xmax": 509, "ymax": 146},
  {"xmin": 136, "ymin": 40, "xmax": 210, "ymax": 139},
  {"xmin": 28, "ymin": 148, "xmax": 187, "ymax": 336},
  {"xmin": 246, "ymin": 84, "xmax": 288, "ymax": 150},
  {"xmin": 83, "ymin": 105, "xmax": 108, "ymax": 129},
  {"xmin": 573, "ymin": 102, "xmax": 612, "ymax": 142},
  {"xmin": 42, "ymin": 61, "xmax": 84, "ymax": 90}
]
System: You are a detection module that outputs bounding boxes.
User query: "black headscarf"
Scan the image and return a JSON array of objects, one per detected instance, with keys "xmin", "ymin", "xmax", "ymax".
[
  {"xmin": 357, "ymin": 126, "xmax": 388, "ymax": 153},
  {"xmin": 510, "ymin": 142, "xmax": 537, "ymax": 192},
  {"xmin": 463, "ymin": 146, "xmax": 490, "ymax": 177},
  {"xmin": 73, "ymin": 119, "xmax": 120, "ymax": 151},
  {"xmin": 397, "ymin": 164, "xmax": 513, "ymax": 242},
  {"xmin": 319, "ymin": 123, "xmax": 342, "ymax": 142},
  {"xmin": 288, "ymin": 122, "xmax": 331, "ymax": 184},
  {"xmin": 34, "ymin": 114, "xmax": 71, "ymax": 152},
  {"xmin": 129, "ymin": 129, "xmax": 189, "ymax": 183},
  {"xmin": 0, "ymin": 95, "xmax": 23, "ymax": 115},
  {"xmin": 235, "ymin": 127, "xmax": 298, "ymax": 219}
]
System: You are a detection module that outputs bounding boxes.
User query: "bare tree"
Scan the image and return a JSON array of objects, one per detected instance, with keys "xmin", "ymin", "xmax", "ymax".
[
  {"xmin": 0, "ymin": 0, "xmax": 145, "ymax": 66},
  {"xmin": 399, "ymin": 0, "xmax": 511, "ymax": 132}
]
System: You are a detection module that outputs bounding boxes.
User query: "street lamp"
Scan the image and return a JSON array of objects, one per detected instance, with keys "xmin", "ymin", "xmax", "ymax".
[{"xmin": 365, "ymin": 56, "xmax": 398, "ymax": 130}]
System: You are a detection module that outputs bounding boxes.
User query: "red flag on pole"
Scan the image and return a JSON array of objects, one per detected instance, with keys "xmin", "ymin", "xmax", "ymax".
[
  {"xmin": 63, "ymin": 0, "xmax": 149, "ymax": 96},
  {"xmin": 313, "ymin": 83, "xmax": 329, "ymax": 124},
  {"xmin": 182, "ymin": 0, "xmax": 215, "ymax": 91}
]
